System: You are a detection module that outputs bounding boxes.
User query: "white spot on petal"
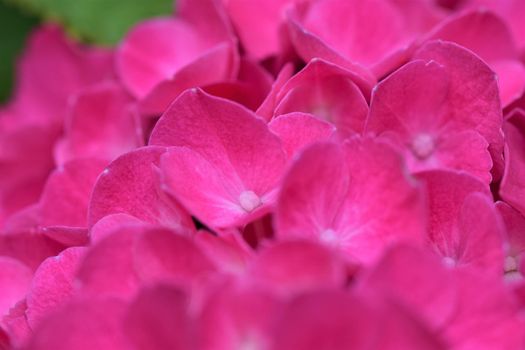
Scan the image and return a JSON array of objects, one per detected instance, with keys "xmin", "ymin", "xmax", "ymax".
[
  {"xmin": 320, "ymin": 229, "xmax": 338, "ymax": 245},
  {"xmin": 505, "ymin": 256, "xmax": 518, "ymax": 273},
  {"xmin": 442, "ymin": 256, "xmax": 456, "ymax": 267},
  {"xmin": 239, "ymin": 191, "xmax": 261, "ymax": 213},
  {"xmin": 411, "ymin": 133, "xmax": 435, "ymax": 159}
]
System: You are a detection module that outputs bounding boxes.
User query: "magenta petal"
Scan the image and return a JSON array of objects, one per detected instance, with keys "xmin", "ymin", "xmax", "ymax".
[
  {"xmin": 26, "ymin": 298, "xmax": 128, "ymax": 350},
  {"xmin": 272, "ymin": 59, "xmax": 369, "ymax": 136},
  {"xmin": 138, "ymin": 42, "xmax": 239, "ymax": 116},
  {"xmin": 366, "ymin": 59, "xmax": 493, "ymax": 183},
  {"xmin": 39, "ymin": 158, "xmax": 107, "ymax": 231},
  {"xmin": 276, "ymin": 139, "xmax": 426, "ymax": 264},
  {"xmin": 286, "ymin": 13, "xmax": 376, "ymax": 94},
  {"xmin": 133, "ymin": 228, "xmax": 216, "ymax": 289},
  {"xmin": 416, "ymin": 170, "xmax": 498, "ymax": 268},
  {"xmin": 359, "ymin": 244, "xmax": 457, "ymax": 330},
  {"xmin": 424, "ymin": 9, "xmax": 525, "ymax": 107},
  {"xmin": 268, "ymin": 112, "xmax": 336, "ymax": 159},
  {"xmin": 194, "ymin": 230, "xmax": 250, "ymax": 275},
  {"xmin": 1, "ymin": 300, "xmax": 31, "ymax": 348},
  {"xmin": 453, "ymin": 193, "xmax": 505, "ymax": 275},
  {"xmin": 198, "ymin": 282, "xmax": 281, "ymax": 350},
  {"xmin": 496, "ymin": 201, "xmax": 525, "ymax": 258},
  {"xmin": 291, "ymin": 0, "xmax": 408, "ymax": 67},
  {"xmin": 77, "ymin": 226, "xmax": 215, "ymax": 299},
  {"xmin": 12, "ymin": 25, "xmax": 113, "ymax": 124},
  {"xmin": 118, "ymin": 19, "xmax": 228, "ymax": 98},
  {"xmin": 0, "ymin": 257, "xmax": 32, "ymax": 318},
  {"xmin": 0, "ymin": 232, "xmax": 65, "ymax": 271},
  {"xmin": 445, "ymin": 269, "xmax": 525, "ymax": 350},
  {"xmin": 256, "ymin": 63, "xmax": 294, "ymax": 121},
  {"xmin": 271, "ymin": 289, "xmax": 445, "ymax": 350},
  {"xmin": 26, "ymin": 247, "xmax": 86, "ymax": 329},
  {"xmin": 275, "ymin": 142, "xmax": 349, "ymax": 245},
  {"xmin": 414, "ymin": 40, "xmax": 505, "ymax": 178},
  {"xmin": 88, "ymin": 146, "xmax": 194, "ymax": 233},
  {"xmin": 202, "ymin": 58, "xmax": 273, "ymax": 111},
  {"xmin": 249, "ymin": 240, "xmax": 346, "ymax": 295},
  {"xmin": 76, "ymin": 228, "xmax": 138, "ymax": 299},
  {"xmin": 492, "ymin": 60, "xmax": 525, "ymax": 107},
  {"xmin": 125, "ymin": 285, "xmax": 194, "ymax": 350},
  {"xmin": 0, "ymin": 124, "xmax": 58, "ymax": 226},
  {"xmin": 225, "ymin": 0, "xmax": 296, "ymax": 59},
  {"xmin": 152, "ymin": 89, "xmax": 286, "ymax": 229},
  {"xmin": 425, "ymin": 9, "xmax": 518, "ymax": 63},
  {"xmin": 464, "ymin": 0, "xmax": 525, "ymax": 52},
  {"xmin": 56, "ymin": 83, "xmax": 143, "ymax": 164},
  {"xmin": 500, "ymin": 110, "xmax": 525, "ymax": 216}
]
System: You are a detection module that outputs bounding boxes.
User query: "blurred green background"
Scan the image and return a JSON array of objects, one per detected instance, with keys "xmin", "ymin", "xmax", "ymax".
[{"xmin": 0, "ymin": 0, "xmax": 173, "ymax": 102}]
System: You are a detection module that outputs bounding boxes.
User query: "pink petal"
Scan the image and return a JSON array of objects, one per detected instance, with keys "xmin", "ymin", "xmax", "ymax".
[
  {"xmin": 299, "ymin": 0, "xmax": 408, "ymax": 65},
  {"xmin": 276, "ymin": 139, "xmax": 426, "ymax": 264},
  {"xmin": 500, "ymin": 109, "xmax": 525, "ymax": 216},
  {"xmin": 463, "ymin": 0, "xmax": 525, "ymax": 51},
  {"xmin": 0, "ymin": 124, "xmax": 58, "ymax": 227},
  {"xmin": 272, "ymin": 59, "xmax": 369, "ymax": 136},
  {"xmin": 88, "ymin": 146, "xmax": 194, "ymax": 233},
  {"xmin": 194, "ymin": 231, "xmax": 251, "ymax": 275},
  {"xmin": 445, "ymin": 269, "xmax": 525, "ymax": 350},
  {"xmin": 358, "ymin": 244, "xmax": 458, "ymax": 330},
  {"xmin": 137, "ymin": 42, "xmax": 240, "ymax": 116},
  {"xmin": 416, "ymin": 170, "xmax": 498, "ymax": 268},
  {"xmin": 55, "ymin": 83, "xmax": 143, "ymax": 164},
  {"xmin": 414, "ymin": 40, "xmax": 505, "ymax": 179},
  {"xmin": 39, "ymin": 158, "xmax": 107, "ymax": 238},
  {"xmin": 26, "ymin": 247, "xmax": 86, "ymax": 329},
  {"xmin": 1, "ymin": 300, "xmax": 31, "ymax": 348},
  {"xmin": 286, "ymin": 11, "xmax": 376, "ymax": 93},
  {"xmin": 89, "ymin": 213, "xmax": 145, "ymax": 243},
  {"xmin": 11, "ymin": 25, "xmax": 113, "ymax": 124},
  {"xmin": 366, "ymin": 59, "xmax": 493, "ymax": 183},
  {"xmin": 423, "ymin": 9, "xmax": 525, "ymax": 106},
  {"xmin": 151, "ymin": 89, "xmax": 286, "ymax": 229},
  {"xmin": 425, "ymin": 9, "xmax": 518, "ymax": 63},
  {"xmin": 256, "ymin": 63, "xmax": 294, "ymax": 121},
  {"xmin": 0, "ymin": 232, "xmax": 65, "ymax": 271},
  {"xmin": 198, "ymin": 281, "xmax": 281, "ymax": 350},
  {"xmin": 76, "ymin": 228, "xmax": 138, "ymax": 299},
  {"xmin": 117, "ymin": 0, "xmax": 236, "ymax": 99},
  {"xmin": 268, "ymin": 112, "xmax": 336, "ymax": 159},
  {"xmin": 124, "ymin": 285, "xmax": 194, "ymax": 350},
  {"xmin": 26, "ymin": 298, "xmax": 129, "ymax": 350},
  {"xmin": 496, "ymin": 201, "xmax": 525, "ymax": 257},
  {"xmin": 271, "ymin": 289, "xmax": 445, "ymax": 350},
  {"xmin": 452, "ymin": 193, "xmax": 505, "ymax": 274},
  {"xmin": 133, "ymin": 228, "xmax": 217, "ymax": 290},
  {"xmin": 225, "ymin": 0, "xmax": 297, "ymax": 59},
  {"xmin": 77, "ymin": 226, "xmax": 216, "ymax": 299},
  {"xmin": 249, "ymin": 240, "xmax": 346, "ymax": 295},
  {"xmin": 0, "ymin": 257, "xmax": 32, "ymax": 318},
  {"xmin": 493, "ymin": 60, "xmax": 525, "ymax": 107},
  {"xmin": 202, "ymin": 57, "xmax": 273, "ymax": 111}
]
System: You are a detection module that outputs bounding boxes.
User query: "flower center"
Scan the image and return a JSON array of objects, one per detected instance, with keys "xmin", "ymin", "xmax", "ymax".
[
  {"xmin": 505, "ymin": 256, "xmax": 518, "ymax": 273},
  {"xmin": 320, "ymin": 229, "xmax": 338, "ymax": 245},
  {"xmin": 411, "ymin": 133, "xmax": 434, "ymax": 159},
  {"xmin": 442, "ymin": 256, "xmax": 456, "ymax": 267},
  {"xmin": 239, "ymin": 190, "xmax": 262, "ymax": 213}
]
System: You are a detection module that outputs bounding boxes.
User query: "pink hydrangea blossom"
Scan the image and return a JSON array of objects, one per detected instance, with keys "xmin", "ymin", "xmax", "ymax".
[{"xmin": 1, "ymin": 0, "xmax": 525, "ymax": 348}]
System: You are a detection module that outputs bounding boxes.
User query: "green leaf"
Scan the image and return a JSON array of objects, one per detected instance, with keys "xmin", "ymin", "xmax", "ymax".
[
  {"xmin": 0, "ymin": 2, "xmax": 38, "ymax": 102},
  {"xmin": 5, "ymin": 0, "xmax": 173, "ymax": 46}
]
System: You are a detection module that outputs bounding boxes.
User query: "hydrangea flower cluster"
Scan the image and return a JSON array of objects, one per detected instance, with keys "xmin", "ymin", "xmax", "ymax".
[{"xmin": 2, "ymin": 0, "xmax": 525, "ymax": 348}]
